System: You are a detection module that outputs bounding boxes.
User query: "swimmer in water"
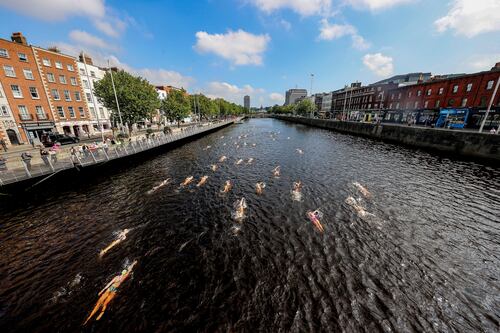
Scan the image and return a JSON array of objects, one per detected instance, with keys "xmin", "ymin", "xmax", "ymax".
[
  {"xmin": 180, "ymin": 176, "xmax": 194, "ymax": 187},
  {"xmin": 307, "ymin": 210, "xmax": 324, "ymax": 233},
  {"xmin": 197, "ymin": 176, "xmax": 208, "ymax": 187},
  {"xmin": 273, "ymin": 166, "xmax": 280, "ymax": 178},
  {"xmin": 219, "ymin": 156, "xmax": 227, "ymax": 163},
  {"xmin": 255, "ymin": 182, "xmax": 266, "ymax": 195},
  {"xmin": 353, "ymin": 182, "xmax": 371, "ymax": 198},
  {"xmin": 235, "ymin": 159, "xmax": 243, "ymax": 165},
  {"xmin": 296, "ymin": 148, "xmax": 304, "ymax": 154},
  {"xmin": 203, "ymin": 145, "xmax": 211, "ymax": 150},
  {"xmin": 232, "ymin": 197, "xmax": 247, "ymax": 220},
  {"xmin": 291, "ymin": 181, "xmax": 303, "ymax": 201},
  {"xmin": 210, "ymin": 164, "xmax": 218, "ymax": 172},
  {"xmin": 345, "ymin": 196, "xmax": 374, "ymax": 217},
  {"xmin": 247, "ymin": 158, "xmax": 254, "ymax": 164},
  {"xmin": 146, "ymin": 178, "xmax": 170, "ymax": 194},
  {"xmin": 221, "ymin": 180, "xmax": 232, "ymax": 193},
  {"xmin": 252, "ymin": 143, "xmax": 256, "ymax": 147},
  {"xmin": 83, "ymin": 261, "xmax": 137, "ymax": 325},
  {"xmin": 99, "ymin": 229, "xmax": 130, "ymax": 258}
]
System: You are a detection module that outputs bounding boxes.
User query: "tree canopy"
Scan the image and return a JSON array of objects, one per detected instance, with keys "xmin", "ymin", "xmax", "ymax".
[{"xmin": 160, "ymin": 89, "xmax": 191, "ymax": 125}]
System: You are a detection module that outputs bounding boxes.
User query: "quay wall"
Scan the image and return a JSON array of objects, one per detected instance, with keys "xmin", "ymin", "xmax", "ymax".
[{"xmin": 273, "ymin": 115, "xmax": 500, "ymax": 162}]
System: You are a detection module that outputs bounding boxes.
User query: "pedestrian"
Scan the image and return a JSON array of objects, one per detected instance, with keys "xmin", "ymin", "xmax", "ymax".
[
  {"xmin": 21, "ymin": 151, "xmax": 32, "ymax": 171},
  {"xmin": 49, "ymin": 148, "xmax": 58, "ymax": 164},
  {"xmin": 0, "ymin": 155, "xmax": 7, "ymax": 171},
  {"xmin": 40, "ymin": 148, "xmax": 50, "ymax": 167},
  {"xmin": 0, "ymin": 139, "xmax": 7, "ymax": 152},
  {"xmin": 490, "ymin": 127, "xmax": 497, "ymax": 134}
]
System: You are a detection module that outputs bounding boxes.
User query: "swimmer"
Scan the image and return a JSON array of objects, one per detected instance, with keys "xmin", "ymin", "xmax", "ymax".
[
  {"xmin": 83, "ymin": 261, "xmax": 137, "ymax": 325},
  {"xmin": 296, "ymin": 148, "xmax": 304, "ymax": 154},
  {"xmin": 243, "ymin": 142, "xmax": 247, "ymax": 146},
  {"xmin": 255, "ymin": 182, "xmax": 266, "ymax": 195},
  {"xmin": 252, "ymin": 143, "xmax": 256, "ymax": 147},
  {"xmin": 219, "ymin": 156, "xmax": 227, "ymax": 163},
  {"xmin": 180, "ymin": 176, "xmax": 194, "ymax": 187},
  {"xmin": 287, "ymin": 137, "xmax": 290, "ymax": 140},
  {"xmin": 232, "ymin": 197, "xmax": 247, "ymax": 220},
  {"xmin": 273, "ymin": 166, "xmax": 280, "ymax": 178},
  {"xmin": 291, "ymin": 181, "xmax": 303, "ymax": 201},
  {"xmin": 210, "ymin": 164, "xmax": 218, "ymax": 172},
  {"xmin": 146, "ymin": 178, "xmax": 170, "ymax": 194},
  {"xmin": 220, "ymin": 136, "xmax": 225, "ymax": 139},
  {"xmin": 197, "ymin": 176, "xmax": 209, "ymax": 187},
  {"xmin": 247, "ymin": 158, "xmax": 254, "ymax": 164},
  {"xmin": 307, "ymin": 210, "xmax": 324, "ymax": 233},
  {"xmin": 345, "ymin": 196, "xmax": 374, "ymax": 218},
  {"xmin": 353, "ymin": 182, "xmax": 371, "ymax": 198},
  {"xmin": 223, "ymin": 143, "xmax": 227, "ymax": 146},
  {"xmin": 99, "ymin": 229, "xmax": 130, "ymax": 258},
  {"xmin": 235, "ymin": 159, "xmax": 243, "ymax": 165},
  {"xmin": 203, "ymin": 145, "xmax": 211, "ymax": 150},
  {"xmin": 221, "ymin": 180, "xmax": 232, "ymax": 193}
]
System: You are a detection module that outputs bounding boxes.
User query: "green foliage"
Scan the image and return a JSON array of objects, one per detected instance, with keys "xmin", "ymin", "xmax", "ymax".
[
  {"xmin": 269, "ymin": 104, "xmax": 294, "ymax": 114},
  {"xmin": 94, "ymin": 70, "xmax": 160, "ymax": 127},
  {"xmin": 160, "ymin": 89, "xmax": 191, "ymax": 125},
  {"xmin": 294, "ymin": 99, "xmax": 316, "ymax": 116}
]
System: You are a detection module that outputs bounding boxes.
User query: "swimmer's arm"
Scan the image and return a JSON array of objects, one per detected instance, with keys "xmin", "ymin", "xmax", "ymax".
[{"xmin": 99, "ymin": 278, "xmax": 117, "ymax": 295}]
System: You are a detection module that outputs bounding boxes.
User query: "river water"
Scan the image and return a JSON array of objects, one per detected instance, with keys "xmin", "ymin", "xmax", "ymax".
[{"xmin": 0, "ymin": 118, "xmax": 499, "ymax": 332}]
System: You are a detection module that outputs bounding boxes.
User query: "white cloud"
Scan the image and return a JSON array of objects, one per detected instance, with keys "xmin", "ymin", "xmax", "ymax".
[
  {"xmin": 135, "ymin": 69, "xmax": 195, "ymax": 88},
  {"xmin": 468, "ymin": 54, "xmax": 500, "ymax": 71},
  {"xmin": 279, "ymin": 19, "xmax": 292, "ymax": 31},
  {"xmin": 93, "ymin": 17, "xmax": 127, "ymax": 38},
  {"xmin": 435, "ymin": 0, "xmax": 500, "ymax": 38},
  {"xmin": 250, "ymin": 0, "xmax": 332, "ymax": 16},
  {"xmin": 344, "ymin": 0, "xmax": 415, "ymax": 11},
  {"xmin": 269, "ymin": 93, "xmax": 285, "ymax": 103},
  {"xmin": 194, "ymin": 30, "xmax": 270, "ymax": 66},
  {"xmin": 203, "ymin": 81, "xmax": 274, "ymax": 105},
  {"xmin": 69, "ymin": 30, "xmax": 117, "ymax": 51},
  {"xmin": 363, "ymin": 53, "xmax": 394, "ymax": 77},
  {"xmin": 318, "ymin": 19, "xmax": 370, "ymax": 50},
  {"xmin": 0, "ymin": 0, "xmax": 105, "ymax": 21}
]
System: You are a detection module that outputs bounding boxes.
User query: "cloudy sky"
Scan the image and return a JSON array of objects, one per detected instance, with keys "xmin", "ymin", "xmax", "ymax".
[{"xmin": 0, "ymin": 0, "xmax": 498, "ymax": 106}]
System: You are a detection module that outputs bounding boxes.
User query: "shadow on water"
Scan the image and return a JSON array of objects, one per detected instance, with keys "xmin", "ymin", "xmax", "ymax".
[{"xmin": 0, "ymin": 118, "xmax": 499, "ymax": 332}]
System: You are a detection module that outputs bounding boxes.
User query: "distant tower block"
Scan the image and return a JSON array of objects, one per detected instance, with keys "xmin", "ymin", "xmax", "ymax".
[{"xmin": 244, "ymin": 95, "xmax": 250, "ymax": 110}]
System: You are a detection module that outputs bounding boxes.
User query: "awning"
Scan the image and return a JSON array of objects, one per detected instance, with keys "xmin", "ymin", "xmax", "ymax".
[{"xmin": 22, "ymin": 121, "xmax": 55, "ymax": 130}]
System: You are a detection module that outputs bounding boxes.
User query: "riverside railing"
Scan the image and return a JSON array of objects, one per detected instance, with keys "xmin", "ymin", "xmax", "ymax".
[{"xmin": 0, "ymin": 119, "xmax": 235, "ymax": 187}]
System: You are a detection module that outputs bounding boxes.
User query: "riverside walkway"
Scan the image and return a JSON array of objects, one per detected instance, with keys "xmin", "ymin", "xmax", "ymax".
[{"xmin": 0, "ymin": 119, "xmax": 237, "ymax": 187}]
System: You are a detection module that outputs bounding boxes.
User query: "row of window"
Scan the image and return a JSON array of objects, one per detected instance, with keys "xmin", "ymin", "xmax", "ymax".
[
  {"xmin": 3, "ymin": 65, "xmax": 80, "ymax": 86},
  {"xmin": 10, "ymin": 85, "xmax": 40, "ymax": 99},
  {"xmin": 46, "ymin": 72, "xmax": 78, "ymax": 85},
  {"xmin": 41, "ymin": 58, "xmax": 74, "ymax": 71},
  {"xmin": 0, "ymin": 48, "xmax": 28, "ymax": 62},
  {"xmin": 15, "ymin": 104, "xmax": 86, "ymax": 120},
  {"xmin": 388, "ymin": 96, "xmax": 491, "ymax": 110},
  {"xmin": 56, "ymin": 106, "xmax": 85, "ymax": 119},
  {"xmin": 390, "ymin": 80, "xmax": 496, "ymax": 100},
  {"xmin": 79, "ymin": 68, "xmax": 96, "ymax": 77},
  {"xmin": 50, "ymin": 89, "xmax": 82, "ymax": 102}
]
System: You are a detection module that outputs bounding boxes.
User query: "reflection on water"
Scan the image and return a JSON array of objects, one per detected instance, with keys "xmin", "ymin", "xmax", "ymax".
[{"xmin": 0, "ymin": 118, "xmax": 499, "ymax": 332}]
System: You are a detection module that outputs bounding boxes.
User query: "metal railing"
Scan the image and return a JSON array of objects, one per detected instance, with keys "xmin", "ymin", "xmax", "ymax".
[{"xmin": 0, "ymin": 119, "xmax": 236, "ymax": 186}]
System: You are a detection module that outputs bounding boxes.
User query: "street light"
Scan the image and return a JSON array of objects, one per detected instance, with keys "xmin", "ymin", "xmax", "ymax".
[
  {"xmin": 107, "ymin": 59, "xmax": 124, "ymax": 134},
  {"xmin": 310, "ymin": 74, "xmax": 314, "ymax": 118}
]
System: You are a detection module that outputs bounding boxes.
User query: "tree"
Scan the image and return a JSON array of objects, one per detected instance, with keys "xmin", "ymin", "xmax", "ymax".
[
  {"xmin": 294, "ymin": 99, "xmax": 316, "ymax": 116},
  {"xmin": 160, "ymin": 89, "xmax": 191, "ymax": 127},
  {"xmin": 94, "ymin": 70, "xmax": 160, "ymax": 132}
]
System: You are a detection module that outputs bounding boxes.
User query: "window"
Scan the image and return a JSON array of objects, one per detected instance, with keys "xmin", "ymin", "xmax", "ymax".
[
  {"xmin": 70, "ymin": 77, "xmax": 77, "ymax": 86},
  {"xmin": 59, "ymin": 75, "xmax": 66, "ymax": 84},
  {"xmin": 18, "ymin": 53, "xmax": 28, "ymax": 62},
  {"xmin": 414, "ymin": 101, "xmax": 419, "ymax": 109},
  {"xmin": 47, "ymin": 73, "xmax": 55, "ymax": 82},
  {"xmin": 408, "ymin": 91, "xmax": 412, "ymax": 97},
  {"xmin": 55, "ymin": 61, "xmax": 63, "ymax": 69},
  {"xmin": 452, "ymin": 85, "xmax": 458, "ymax": 93},
  {"xmin": 405, "ymin": 102, "xmax": 410, "ymax": 109},
  {"xmin": 1, "ymin": 105, "xmax": 10, "ymax": 116},
  {"xmin": 18, "ymin": 105, "xmax": 30, "ymax": 120},
  {"xmin": 3, "ymin": 65, "xmax": 16, "ymax": 77},
  {"xmin": 68, "ymin": 106, "xmax": 76, "ymax": 118},
  {"xmin": 99, "ymin": 107, "xmax": 105, "ymax": 118},
  {"xmin": 448, "ymin": 99, "xmax": 455, "ymax": 106},
  {"xmin": 395, "ymin": 102, "xmax": 400, "ymax": 109},
  {"xmin": 89, "ymin": 106, "xmax": 96, "ymax": 118},
  {"xmin": 0, "ymin": 48, "xmax": 8, "ymax": 58},
  {"xmin": 466, "ymin": 83, "xmax": 473, "ymax": 92},
  {"xmin": 438, "ymin": 87, "xmax": 444, "ymax": 95},
  {"xmin": 461, "ymin": 98, "xmax": 468, "ymax": 107},
  {"xmin": 11, "ymin": 85, "xmax": 22, "ymax": 98},
  {"xmin": 42, "ymin": 58, "xmax": 51, "ymax": 66},
  {"xmin": 480, "ymin": 96, "xmax": 487, "ymax": 107},
  {"xmin": 83, "ymin": 79, "xmax": 89, "ymax": 89},
  {"xmin": 486, "ymin": 80, "xmax": 495, "ymax": 90},
  {"xmin": 417, "ymin": 90, "xmax": 422, "ymax": 97},
  {"xmin": 90, "ymin": 71, "xmax": 96, "ymax": 77},
  {"xmin": 86, "ymin": 92, "xmax": 92, "ymax": 102},
  {"xmin": 67, "ymin": 64, "xmax": 74, "ymax": 71},
  {"xmin": 57, "ymin": 106, "xmax": 65, "ymax": 118},
  {"xmin": 424, "ymin": 101, "xmax": 429, "ymax": 108},
  {"xmin": 79, "ymin": 68, "xmax": 86, "ymax": 75},
  {"xmin": 74, "ymin": 91, "xmax": 81, "ymax": 101},
  {"xmin": 29, "ymin": 87, "xmax": 39, "ymax": 99},
  {"xmin": 426, "ymin": 89, "xmax": 432, "ymax": 96},
  {"xmin": 391, "ymin": 94, "xmax": 394, "ymax": 100},
  {"xmin": 23, "ymin": 69, "xmax": 34, "ymax": 80},
  {"xmin": 435, "ymin": 100, "xmax": 441, "ymax": 108},
  {"xmin": 78, "ymin": 107, "xmax": 85, "ymax": 117},
  {"xmin": 35, "ymin": 106, "xmax": 46, "ymax": 119},
  {"xmin": 398, "ymin": 93, "xmax": 401, "ymax": 100},
  {"xmin": 51, "ymin": 89, "xmax": 60, "ymax": 100},
  {"xmin": 63, "ymin": 90, "xmax": 71, "ymax": 101}
]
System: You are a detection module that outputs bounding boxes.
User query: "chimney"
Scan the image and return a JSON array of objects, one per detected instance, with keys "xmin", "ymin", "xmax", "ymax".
[
  {"xmin": 48, "ymin": 46, "xmax": 60, "ymax": 53},
  {"xmin": 492, "ymin": 62, "xmax": 500, "ymax": 70},
  {"xmin": 11, "ymin": 32, "xmax": 28, "ymax": 45},
  {"xmin": 79, "ymin": 53, "xmax": 93, "ymax": 66}
]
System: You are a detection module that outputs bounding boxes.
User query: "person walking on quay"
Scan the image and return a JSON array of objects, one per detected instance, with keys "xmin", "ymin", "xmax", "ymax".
[
  {"xmin": 21, "ymin": 151, "xmax": 32, "ymax": 171},
  {"xmin": 49, "ymin": 147, "xmax": 58, "ymax": 164},
  {"xmin": 40, "ymin": 148, "xmax": 50, "ymax": 168},
  {"xmin": 0, "ymin": 155, "xmax": 7, "ymax": 171},
  {"xmin": 0, "ymin": 138, "xmax": 7, "ymax": 152}
]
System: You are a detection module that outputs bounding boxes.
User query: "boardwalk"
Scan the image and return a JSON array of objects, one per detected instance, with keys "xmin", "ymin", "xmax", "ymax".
[{"xmin": 0, "ymin": 119, "xmax": 237, "ymax": 187}]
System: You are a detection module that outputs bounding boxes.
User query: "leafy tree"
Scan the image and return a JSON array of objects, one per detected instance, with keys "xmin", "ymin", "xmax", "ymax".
[
  {"xmin": 94, "ymin": 70, "xmax": 160, "ymax": 132},
  {"xmin": 160, "ymin": 89, "xmax": 191, "ymax": 126},
  {"xmin": 294, "ymin": 99, "xmax": 316, "ymax": 116}
]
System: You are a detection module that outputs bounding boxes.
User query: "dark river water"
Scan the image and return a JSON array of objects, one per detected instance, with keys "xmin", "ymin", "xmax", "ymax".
[{"xmin": 1, "ymin": 118, "xmax": 499, "ymax": 332}]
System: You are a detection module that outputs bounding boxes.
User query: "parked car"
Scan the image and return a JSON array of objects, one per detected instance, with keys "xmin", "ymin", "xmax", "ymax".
[{"xmin": 42, "ymin": 134, "xmax": 80, "ymax": 147}]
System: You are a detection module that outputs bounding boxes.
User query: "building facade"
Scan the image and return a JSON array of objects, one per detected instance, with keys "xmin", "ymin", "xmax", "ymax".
[
  {"xmin": 0, "ymin": 81, "xmax": 20, "ymax": 146},
  {"xmin": 0, "ymin": 33, "xmax": 56, "ymax": 145},
  {"xmin": 244, "ymin": 95, "xmax": 250, "ymax": 110},
  {"xmin": 285, "ymin": 89, "xmax": 307, "ymax": 105},
  {"xmin": 77, "ymin": 55, "xmax": 112, "ymax": 135}
]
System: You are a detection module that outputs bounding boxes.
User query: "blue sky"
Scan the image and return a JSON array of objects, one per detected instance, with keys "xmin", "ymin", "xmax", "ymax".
[{"xmin": 0, "ymin": 0, "xmax": 498, "ymax": 106}]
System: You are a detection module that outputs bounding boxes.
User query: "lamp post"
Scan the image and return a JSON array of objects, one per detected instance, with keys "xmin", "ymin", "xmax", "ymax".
[
  {"xmin": 310, "ymin": 74, "xmax": 314, "ymax": 118},
  {"xmin": 107, "ymin": 60, "xmax": 124, "ymax": 134}
]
